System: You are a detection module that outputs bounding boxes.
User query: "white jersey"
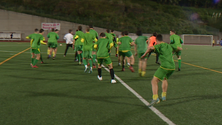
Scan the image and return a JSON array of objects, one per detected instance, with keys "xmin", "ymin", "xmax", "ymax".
[{"xmin": 64, "ymin": 33, "xmax": 73, "ymax": 44}]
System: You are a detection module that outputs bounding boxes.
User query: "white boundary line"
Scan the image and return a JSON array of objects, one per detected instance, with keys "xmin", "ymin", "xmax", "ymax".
[{"xmin": 102, "ymin": 65, "xmax": 176, "ymax": 125}]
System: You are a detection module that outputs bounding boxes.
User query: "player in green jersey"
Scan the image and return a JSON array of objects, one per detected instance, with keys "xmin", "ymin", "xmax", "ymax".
[
  {"xmin": 30, "ymin": 29, "xmax": 45, "ymax": 68},
  {"xmin": 170, "ymin": 30, "xmax": 183, "ymax": 71},
  {"xmin": 81, "ymin": 27, "xmax": 97, "ymax": 73},
  {"xmin": 74, "ymin": 26, "xmax": 84, "ymax": 64},
  {"xmin": 89, "ymin": 25, "xmax": 98, "ymax": 68},
  {"xmin": 141, "ymin": 34, "xmax": 182, "ymax": 107},
  {"xmin": 118, "ymin": 31, "xmax": 135, "ymax": 72},
  {"xmin": 134, "ymin": 30, "xmax": 148, "ymax": 76},
  {"xmin": 47, "ymin": 28, "xmax": 59, "ymax": 59},
  {"xmin": 94, "ymin": 32, "xmax": 116, "ymax": 83},
  {"xmin": 111, "ymin": 29, "xmax": 118, "ymax": 57},
  {"xmin": 26, "ymin": 28, "xmax": 45, "ymax": 64}
]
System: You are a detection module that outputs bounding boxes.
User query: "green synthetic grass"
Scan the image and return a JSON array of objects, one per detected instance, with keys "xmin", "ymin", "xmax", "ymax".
[{"xmin": 0, "ymin": 42, "xmax": 222, "ymax": 125}]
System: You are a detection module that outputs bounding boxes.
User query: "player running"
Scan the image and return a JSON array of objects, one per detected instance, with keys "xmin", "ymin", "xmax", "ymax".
[
  {"xmin": 118, "ymin": 31, "xmax": 135, "ymax": 72},
  {"xmin": 26, "ymin": 28, "xmax": 45, "ymax": 64},
  {"xmin": 47, "ymin": 28, "xmax": 59, "ymax": 60},
  {"xmin": 30, "ymin": 29, "xmax": 46, "ymax": 68},
  {"xmin": 94, "ymin": 32, "xmax": 116, "ymax": 83},
  {"xmin": 170, "ymin": 30, "xmax": 183, "ymax": 71},
  {"xmin": 82, "ymin": 27, "xmax": 97, "ymax": 73},
  {"xmin": 134, "ymin": 30, "xmax": 148, "ymax": 76},
  {"xmin": 89, "ymin": 25, "xmax": 98, "ymax": 68},
  {"xmin": 141, "ymin": 34, "xmax": 182, "ymax": 107},
  {"xmin": 74, "ymin": 26, "xmax": 84, "ymax": 65},
  {"xmin": 147, "ymin": 32, "xmax": 160, "ymax": 65},
  {"xmin": 111, "ymin": 29, "xmax": 118, "ymax": 57},
  {"xmin": 63, "ymin": 29, "xmax": 74, "ymax": 57}
]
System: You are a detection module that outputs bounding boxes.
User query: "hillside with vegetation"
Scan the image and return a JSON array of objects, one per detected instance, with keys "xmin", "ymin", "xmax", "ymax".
[{"xmin": 1, "ymin": 0, "xmax": 222, "ymax": 34}]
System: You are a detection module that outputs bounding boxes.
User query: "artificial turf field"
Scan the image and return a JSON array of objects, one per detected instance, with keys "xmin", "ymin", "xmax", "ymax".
[{"xmin": 0, "ymin": 42, "xmax": 222, "ymax": 125}]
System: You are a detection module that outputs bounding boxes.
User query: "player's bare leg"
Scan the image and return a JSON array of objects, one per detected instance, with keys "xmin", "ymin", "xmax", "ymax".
[
  {"xmin": 129, "ymin": 55, "xmax": 135, "ymax": 72},
  {"xmin": 77, "ymin": 51, "xmax": 82, "ymax": 64},
  {"xmin": 52, "ymin": 48, "xmax": 57, "ymax": 60},
  {"xmin": 92, "ymin": 51, "xmax": 97, "ymax": 68},
  {"xmin": 48, "ymin": 48, "xmax": 53, "ymax": 59},
  {"xmin": 141, "ymin": 58, "xmax": 147, "ymax": 76},
  {"xmin": 148, "ymin": 76, "xmax": 160, "ymax": 107},
  {"xmin": 161, "ymin": 78, "xmax": 168, "ymax": 101},
  {"xmin": 121, "ymin": 56, "xmax": 125, "ymax": 71}
]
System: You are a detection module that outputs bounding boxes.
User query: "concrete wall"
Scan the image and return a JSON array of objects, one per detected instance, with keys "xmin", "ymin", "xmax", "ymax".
[
  {"xmin": 0, "ymin": 9, "xmax": 121, "ymax": 41},
  {"xmin": 0, "ymin": 9, "xmax": 221, "ymax": 44}
]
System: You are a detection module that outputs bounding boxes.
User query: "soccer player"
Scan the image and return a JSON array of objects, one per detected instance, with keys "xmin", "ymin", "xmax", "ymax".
[
  {"xmin": 81, "ymin": 27, "xmax": 97, "ymax": 73},
  {"xmin": 89, "ymin": 25, "xmax": 98, "ymax": 68},
  {"xmin": 26, "ymin": 28, "xmax": 45, "ymax": 64},
  {"xmin": 170, "ymin": 30, "xmax": 183, "ymax": 71},
  {"xmin": 147, "ymin": 32, "xmax": 160, "ymax": 65},
  {"xmin": 47, "ymin": 28, "xmax": 59, "ymax": 60},
  {"xmin": 134, "ymin": 30, "xmax": 148, "ymax": 76},
  {"xmin": 30, "ymin": 29, "xmax": 46, "ymax": 68},
  {"xmin": 212, "ymin": 39, "xmax": 215, "ymax": 47},
  {"xmin": 94, "ymin": 32, "xmax": 116, "ymax": 83},
  {"xmin": 63, "ymin": 29, "xmax": 74, "ymax": 56},
  {"xmin": 118, "ymin": 31, "xmax": 135, "ymax": 72},
  {"xmin": 111, "ymin": 29, "xmax": 118, "ymax": 56},
  {"xmin": 141, "ymin": 34, "xmax": 182, "ymax": 107},
  {"xmin": 105, "ymin": 29, "xmax": 114, "ymax": 55},
  {"xmin": 74, "ymin": 26, "xmax": 84, "ymax": 64}
]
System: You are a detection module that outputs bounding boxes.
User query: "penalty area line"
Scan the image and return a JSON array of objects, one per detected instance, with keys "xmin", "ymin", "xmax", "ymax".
[{"xmin": 101, "ymin": 65, "xmax": 176, "ymax": 125}]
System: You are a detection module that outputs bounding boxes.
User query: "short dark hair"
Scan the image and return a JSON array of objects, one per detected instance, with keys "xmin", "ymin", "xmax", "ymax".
[
  {"xmin": 55, "ymin": 29, "xmax": 59, "ymax": 32},
  {"xmin": 121, "ymin": 31, "xmax": 125, "ymax": 36},
  {"xmin": 86, "ymin": 27, "xmax": 90, "ymax": 32},
  {"xmin": 106, "ymin": 29, "xmax": 110, "ymax": 33},
  {"xmin": 100, "ymin": 32, "xmax": 105, "ymax": 37},
  {"xmin": 51, "ymin": 28, "xmax": 55, "ymax": 32},
  {"xmin": 156, "ymin": 34, "xmax": 163, "ymax": 41},
  {"xmin": 39, "ymin": 29, "xmax": 44, "ymax": 33},
  {"xmin": 136, "ymin": 30, "xmax": 142, "ymax": 36},
  {"xmin": 111, "ymin": 29, "xmax": 114, "ymax": 32},
  {"xmin": 78, "ymin": 26, "xmax": 82, "ymax": 31},
  {"xmin": 170, "ymin": 30, "xmax": 175, "ymax": 33},
  {"xmin": 34, "ymin": 28, "xmax": 39, "ymax": 32},
  {"xmin": 89, "ymin": 25, "xmax": 93, "ymax": 28},
  {"xmin": 69, "ymin": 29, "xmax": 73, "ymax": 33},
  {"xmin": 153, "ymin": 32, "xmax": 157, "ymax": 37},
  {"xmin": 124, "ymin": 31, "xmax": 128, "ymax": 35}
]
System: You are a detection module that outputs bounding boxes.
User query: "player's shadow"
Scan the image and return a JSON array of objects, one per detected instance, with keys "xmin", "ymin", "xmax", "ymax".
[
  {"xmin": 157, "ymin": 94, "xmax": 222, "ymax": 107},
  {"xmin": 20, "ymin": 91, "xmax": 146, "ymax": 108}
]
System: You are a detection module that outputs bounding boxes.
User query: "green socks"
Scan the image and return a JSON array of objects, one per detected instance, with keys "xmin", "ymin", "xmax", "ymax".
[
  {"xmin": 31, "ymin": 58, "xmax": 35, "ymax": 64},
  {"xmin": 92, "ymin": 55, "xmax": 96, "ymax": 63},
  {"xmin": 83, "ymin": 59, "xmax": 87, "ymax": 66},
  {"xmin": 32, "ymin": 59, "xmax": 39, "ymax": 66},
  {"xmin": 78, "ymin": 54, "xmax": 80, "ymax": 62},
  {"xmin": 178, "ymin": 59, "xmax": 181, "ymax": 69},
  {"xmin": 89, "ymin": 60, "xmax": 92, "ymax": 67}
]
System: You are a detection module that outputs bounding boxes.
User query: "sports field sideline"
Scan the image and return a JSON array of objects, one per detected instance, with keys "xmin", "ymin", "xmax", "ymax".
[{"xmin": 0, "ymin": 42, "xmax": 222, "ymax": 125}]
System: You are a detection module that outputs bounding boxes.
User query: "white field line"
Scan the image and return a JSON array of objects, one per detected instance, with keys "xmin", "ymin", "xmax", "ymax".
[{"xmin": 102, "ymin": 65, "xmax": 176, "ymax": 125}]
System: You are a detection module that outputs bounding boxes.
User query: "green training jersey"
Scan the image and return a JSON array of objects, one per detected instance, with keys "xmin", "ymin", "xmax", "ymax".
[
  {"xmin": 118, "ymin": 36, "xmax": 133, "ymax": 52},
  {"xmin": 82, "ymin": 32, "xmax": 95, "ymax": 51},
  {"xmin": 154, "ymin": 43, "xmax": 178, "ymax": 70},
  {"xmin": 31, "ymin": 34, "xmax": 44, "ymax": 49},
  {"xmin": 135, "ymin": 36, "xmax": 148, "ymax": 53},
  {"xmin": 95, "ymin": 38, "xmax": 113, "ymax": 58},
  {"xmin": 105, "ymin": 33, "xmax": 113, "ymax": 42},
  {"xmin": 170, "ymin": 34, "xmax": 183, "ymax": 47},
  {"xmin": 75, "ymin": 31, "xmax": 84, "ymax": 46},
  {"xmin": 47, "ymin": 32, "xmax": 59, "ymax": 43},
  {"xmin": 89, "ymin": 29, "xmax": 98, "ymax": 39}
]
